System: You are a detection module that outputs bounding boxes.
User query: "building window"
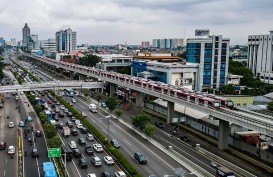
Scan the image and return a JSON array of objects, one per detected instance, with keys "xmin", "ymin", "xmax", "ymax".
[
  {"xmin": 204, "ymin": 64, "xmax": 211, "ymax": 70},
  {"xmin": 220, "ymin": 77, "xmax": 225, "ymax": 83},
  {"xmin": 220, "ymin": 70, "xmax": 225, "ymax": 76},
  {"xmin": 205, "ymin": 43, "xmax": 213, "ymax": 48},
  {"xmin": 220, "ymin": 63, "xmax": 226, "ymax": 69},
  {"xmin": 203, "ymin": 78, "xmax": 211, "ymax": 84},
  {"xmin": 221, "ymin": 43, "xmax": 227, "ymax": 49},
  {"xmin": 215, "ymin": 36, "xmax": 219, "ymax": 41}
]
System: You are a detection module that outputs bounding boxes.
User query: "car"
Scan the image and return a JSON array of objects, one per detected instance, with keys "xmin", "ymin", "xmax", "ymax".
[
  {"xmin": 55, "ymin": 108, "xmax": 60, "ymax": 113},
  {"xmin": 91, "ymin": 156, "xmax": 102, "ymax": 166},
  {"xmin": 66, "ymin": 121, "xmax": 73, "ymax": 128},
  {"xmin": 81, "ymin": 127, "xmax": 88, "ymax": 134},
  {"xmin": 85, "ymin": 145, "xmax": 94, "ymax": 155},
  {"xmin": 19, "ymin": 121, "xmax": 25, "ymax": 127},
  {"xmin": 15, "ymin": 96, "xmax": 19, "ymax": 100},
  {"xmin": 64, "ymin": 109, "xmax": 69, "ymax": 113},
  {"xmin": 155, "ymin": 122, "xmax": 165, "ymax": 128},
  {"xmin": 60, "ymin": 105, "xmax": 65, "ymax": 110},
  {"xmin": 71, "ymin": 129, "xmax": 78, "ymax": 136},
  {"xmin": 73, "ymin": 148, "xmax": 81, "ymax": 158},
  {"xmin": 76, "ymin": 123, "xmax": 83, "ymax": 129},
  {"xmin": 27, "ymin": 116, "xmax": 32, "ymax": 122},
  {"xmin": 101, "ymin": 102, "xmax": 107, "ymax": 108},
  {"xmin": 75, "ymin": 120, "xmax": 81, "ymax": 125},
  {"xmin": 67, "ymin": 112, "xmax": 73, "ymax": 117},
  {"xmin": 59, "ymin": 112, "xmax": 64, "ymax": 118},
  {"xmin": 78, "ymin": 138, "xmax": 86, "ymax": 145},
  {"xmin": 70, "ymin": 116, "xmax": 76, "ymax": 122},
  {"xmin": 31, "ymin": 148, "xmax": 39, "ymax": 158},
  {"xmin": 8, "ymin": 122, "xmax": 15, "ymax": 128},
  {"xmin": 134, "ymin": 152, "xmax": 147, "ymax": 164},
  {"xmin": 54, "ymin": 117, "xmax": 59, "ymax": 121},
  {"xmin": 115, "ymin": 171, "xmax": 126, "ymax": 177},
  {"xmin": 211, "ymin": 161, "xmax": 218, "ymax": 168},
  {"xmin": 81, "ymin": 112, "xmax": 87, "ymax": 118},
  {"xmin": 111, "ymin": 139, "xmax": 120, "ymax": 148},
  {"xmin": 51, "ymin": 104, "xmax": 56, "ymax": 108},
  {"xmin": 101, "ymin": 172, "xmax": 111, "ymax": 177},
  {"xmin": 104, "ymin": 156, "xmax": 114, "ymax": 165},
  {"xmin": 47, "ymin": 100, "xmax": 52, "ymax": 104},
  {"xmin": 0, "ymin": 104, "xmax": 3, "ymax": 108},
  {"xmin": 178, "ymin": 135, "xmax": 190, "ymax": 142},
  {"xmin": 36, "ymin": 130, "xmax": 42, "ymax": 137},
  {"xmin": 20, "ymin": 92, "xmax": 24, "ymax": 95},
  {"xmin": 93, "ymin": 144, "xmax": 103, "ymax": 152},
  {"xmin": 0, "ymin": 141, "xmax": 6, "ymax": 150},
  {"xmin": 87, "ymin": 174, "xmax": 96, "ymax": 177},
  {"xmin": 78, "ymin": 158, "xmax": 87, "ymax": 168},
  {"xmin": 69, "ymin": 102, "xmax": 73, "ymax": 106},
  {"xmin": 86, "ymin": 134, "xmax": 94, "ymax": 141},
  {"xmin": 58, "ymin": 122, "xmax": 64, "ymax": 129},
  {"xmin": 56, "ymin": 101, "xmax": 60, "ymax": 105},
  {"xmin": 8, "ymin": 146, "xmax": 15, "ymax": 154},
  {"xmin": 72, "ymin": 98, "xmax": 76, "ymax": 103},
  {"xmin": 68, "ymin": 140, "xmax": 77, "ymax": 149}
]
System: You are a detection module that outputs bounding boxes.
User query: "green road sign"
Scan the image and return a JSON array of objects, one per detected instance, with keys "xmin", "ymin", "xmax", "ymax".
[{"xmin": 48, "ymin": 148, "xmax": 61, "ymax": 158}]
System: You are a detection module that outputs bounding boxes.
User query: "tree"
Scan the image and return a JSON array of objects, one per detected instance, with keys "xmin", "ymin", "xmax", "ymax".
[
  {"xmin": 267, "ymin": 101, "xmax": 273, "ymax": 111},
  {"xmin": 48, "ymin": 136, "xmax": 62, "ymax": 148},
  {"xmin": 34, "ymin": 104, "xmax": 42, "ymax": 114},
  {"xmin": 105, "ymin": 97, "xmax": 118, "ymax": 112},
  {"xmin": 39, "ymin": 112, "xmax": 48, "ymax": 124},
  {"xmin": 117, "ymin": 66, "xmax": 131, "ymax": 75},
  {"xmin": 78, "ymin": 54, "xmax": 101, "ymax": 67},
  {"xmin": 132, "ymin": 114, "xmax": 151, "ymax": 131},
  {"xmin": 27, "ymin": 95, "xmax": 36, "ymax": 105},
  {"xmin": 95, "ymin": 94, "xmax": 102, "ymax": 104},
  {"xmin": 0, "ymin": 47, "xmax": 4, "ymax": 55},
  {"xmin": 178, "ymin": 51, "xmax": 186, "ymax": 59},
  {"xmin": 144, "ymin": 123, "xmax": 156, "ymax": 137},
  {"xmin": 220, "ymin": 84, "xmax": 235, "ymax": 94},
  {"xmin": 44, "ymin": 122, "xmax": 57, "ymax": 139},
  {"xmin": 114, "ymin": 109, "xmax": 123, "ymax": 118}
]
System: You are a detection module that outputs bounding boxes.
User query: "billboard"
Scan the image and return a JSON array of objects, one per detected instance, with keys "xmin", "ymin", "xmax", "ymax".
[{"xmin": 195, "ymin": 29, "xmax": 210, "ymax": 37}]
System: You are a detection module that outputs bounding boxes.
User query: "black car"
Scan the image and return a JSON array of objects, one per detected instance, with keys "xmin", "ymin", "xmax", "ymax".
[
  {"xmin": 78, "ymin": 138, "xmax": 86, "ymax": 145},
  {"xmin": 0, "ymin": 141, "xmax": 6, "ymax": 150},
  {"xmin": 35, "ymin": 130, "xmax": 42, "ymax": 137},
  {"xmin": 31, "ymin": 148, "xmax": 39, "ymax": 158},
  {"xmin": 85, "ymin": 145, "xmax": 94, "ymax": 155},
  {"xmin": 59, "ymin": 112, "xmax": 65, "ymax": 118},
  {"xmin": 101, "ymin": 172, "xmax": 111, "ymax": 177},
  {"xmin": 54, "ymin": 116, "xmax": 59, "ymax": 121},
  {"xmin": 67, "ymin": 112, "xmax": 73, "ymax": 117},
  {"xmin": 73, "ymin": 149, "xmax": 81, "ymax": 158},
  {"xmin": 81, "ymin": 127, "xmax": 88, "ymax": 134},
  {"xmin": 78, "ymin": 158, "xmax": 87, "ymax": 168},
  {"xmin": 70, "ymin": 117, "xmax": 76, "ymax": 122},
  {"xmin": 110, "ymin": 139, "xmax": 120, "ymax": 148},
  {"xmin": 66, "ymin": 121, "xmax": 73, "ymax": 128},
  {"xmin": 155, "ymin": 122, "xmax": 165, "ymax": 128},
  {"xmin": 71, "ymin": 129, "xmax": 78, "ymax": 136},
  {"xmin": 58, "ymin": 122, "xmax": 64, "ymax": 129},
  {"xmin": 51, "ymin": 111, "xmax": 56, "ymax": 119},
  {"xmin": 178, "ymin": 135, "xmax": 190, "ymax": 142},
  {"xmin": 134, "ymin": 152, "xmax": 147, "ymax": 164}
]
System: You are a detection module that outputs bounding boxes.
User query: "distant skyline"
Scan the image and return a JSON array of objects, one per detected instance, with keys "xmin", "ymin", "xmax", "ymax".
[{"xmin": 0, "ymin": 0, "xmax": 273, "ymax": 45}]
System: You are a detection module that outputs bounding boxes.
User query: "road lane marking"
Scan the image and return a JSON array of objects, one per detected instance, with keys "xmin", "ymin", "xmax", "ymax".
[
  {"xmin": 123, "ymin": 139, "xmax": 130, "ymax": 145},
  {"xmin": 4, "ymin": 170, "xmax": 5, "ymax": 176},
  {"xmin": 110, "ymin": 128, "xmax": 116, "ymax": 133},
  {"xmin": 101, "ymin": 129, "xmax": 107, "ymax": 134},
  {"xmin": 6, "ymin": 158, "xmax": 7, "ymax": 163},
  {"xmin": 72, "ymin": 160, "xmax": 82, "ymax": 177}
]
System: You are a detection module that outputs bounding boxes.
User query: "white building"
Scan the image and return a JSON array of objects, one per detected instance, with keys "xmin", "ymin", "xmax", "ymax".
[
  {"xmin": 95, "ymin": 54, "xmax": 132, "ymax": 71},
  {"xmin": 248, "ymin": 31, "xmax": 273, "ymax": 83},
  {"xmin": 11, "ymin": 38, "xmax": 16, "ymax": 46},
  {"xmin": 56, "ymin": 28, "xmax": 77, "ymax": 53},
  {"xmin": 40, "ymin": 38, "xmax": 56, "ymax": 55}
]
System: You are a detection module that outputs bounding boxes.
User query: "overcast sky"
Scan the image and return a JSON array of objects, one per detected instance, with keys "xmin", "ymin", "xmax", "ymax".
[{"xmin": 0, "ymin": 0, "xmax": 273, "ymax": 45}]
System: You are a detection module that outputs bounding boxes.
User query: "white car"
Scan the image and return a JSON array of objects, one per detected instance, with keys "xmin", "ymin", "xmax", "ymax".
[
  {"xmin": 8, "ymin": 122, "xmax": 15, "ymax": 128},
  {"xmin": 104, "ymin": 156, "xmax": 114, "ymax": 165},
  {"xmin": 15, "ymin": 96, "xmax": 19, "ymax": 100},
  {"xmin": 8, "ymin": 146, "xmax": 15, "ymax": 154},
  {"xmin": 76, "ymin": 123, "xmax": 83, "ymax": 129},
  {"xmin": 60, "ymin": 105, "xmax": 65, "ymax": 110},
  {"xmin": 72, "ymin": 98, "xmax": 76, "ymax": 103},
  {"xmin": 86, "ymin": 134, "xmax": 94, "ymax": 141},
  {"xmin": 75, "ymin": 120, "xmax": 81, "ymax": 125},
  {"xmin": 87, "ymin": 174, "xmax": 96, "ymax": 177},
  {"xmin": 93, "ymin": 144, "xmax": 103, "ymax": 152},
  {"xmin": 115, "ymin": 171, "xmax": 126, "ymax": 177},
  {"xmin": 68, "ymin": 140, "xmax": 77, "ymax": 149}
]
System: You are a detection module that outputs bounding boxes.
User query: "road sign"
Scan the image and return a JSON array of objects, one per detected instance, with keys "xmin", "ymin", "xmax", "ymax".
[{"xmin": 48, "ymin": 148, "xmax": 61, "ymax": 158}]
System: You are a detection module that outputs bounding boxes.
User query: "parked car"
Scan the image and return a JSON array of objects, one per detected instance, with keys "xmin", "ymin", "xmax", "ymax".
[{"xmin": 134, "ymin": 152, "xmax": 147, "ymax": 164}]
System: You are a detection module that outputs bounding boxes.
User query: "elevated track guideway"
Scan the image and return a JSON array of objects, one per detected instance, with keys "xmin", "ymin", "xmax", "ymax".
[{"xmin": 21, "ymin": 52, "xmax": 273, "ymax": 137}]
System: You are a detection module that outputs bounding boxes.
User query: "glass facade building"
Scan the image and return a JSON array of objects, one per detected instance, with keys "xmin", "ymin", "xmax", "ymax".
[{"xmin": 186, "ymin": 35, "xmax": 230, "ymax": 91}]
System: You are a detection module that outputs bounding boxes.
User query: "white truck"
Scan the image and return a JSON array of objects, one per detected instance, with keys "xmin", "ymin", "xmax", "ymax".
[
  {"xmin": 63, "ymin": 126, "xmax": 71, "ymax": 137},
  {"xmin": 89, "ymin": 104, "xmax": 97, "ymax": 113}
]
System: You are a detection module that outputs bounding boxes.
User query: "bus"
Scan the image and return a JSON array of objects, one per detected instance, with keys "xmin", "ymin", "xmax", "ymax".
[
  {"xmin": 44, "ymin": 110, "xmax": 52, "ymax": 120},
  {"xmin": 64, "ymin": 88, "xmax": 74, "ymax": 97},
  {"xmin": 42, "ymin": 162, "xmax": 57, "ymax": 177}
]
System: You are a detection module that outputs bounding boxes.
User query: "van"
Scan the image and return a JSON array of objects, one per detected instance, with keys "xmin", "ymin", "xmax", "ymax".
[{"xmin": 89, "ymin": 104, "xmax": 97, "ymax": 113}]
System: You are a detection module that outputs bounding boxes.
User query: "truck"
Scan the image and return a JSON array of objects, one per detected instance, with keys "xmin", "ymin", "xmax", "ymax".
[
  {"xmin": 63, "ymin": 126, "xmax": 71, "ymax": 137},
  {"xmin": 216, "ymin": 166, "xmax": 235, "ymax": 177},
  {"xmin": 89, "ymin": 104, "xmax": 97, "ymax": 113}
]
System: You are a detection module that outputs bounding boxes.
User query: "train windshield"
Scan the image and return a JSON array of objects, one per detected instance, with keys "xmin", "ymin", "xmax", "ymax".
[{"xmin": 227, "ymin": 101, "xmax": 233, "ymax": 106}]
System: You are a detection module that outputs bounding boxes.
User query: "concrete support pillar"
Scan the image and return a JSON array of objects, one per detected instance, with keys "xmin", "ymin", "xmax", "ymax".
[
  {"xmin": 70, "ymin": 71, "xmax": 74, "ymax": 80},
  {"xmin": 167, "ymin": 101, "xmax": 174, "ymax": 124},
  {"xmin": 135, "ymin": 92, "xmax": 143, "ymax": 108},
  {"xmin": 78, "ymin": 74, "xmax": 82, "ymax": 81},
  {"xmin": 218, "ymin": 120, "xmax": 229, "ymax": 150},
  {"xmin": 60, "ymin": 68, "xmax": 63, "ymax": 76},
  {"xmin": 109, "ymin": 83, "xmax": 115, "ymax": 97}
]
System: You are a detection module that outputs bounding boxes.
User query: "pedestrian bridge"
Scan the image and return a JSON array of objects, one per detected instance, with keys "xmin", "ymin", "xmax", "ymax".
[{"xmin": 0, "ymin": 81, "xmax": 105, "ymax": 93}]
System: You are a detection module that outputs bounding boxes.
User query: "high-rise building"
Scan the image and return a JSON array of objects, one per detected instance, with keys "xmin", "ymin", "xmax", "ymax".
[
  {"xmin": 186, "ymin": 33, "xmax": 230, "ymax": 91},
  {"xmin": 29, "ymin": 34, "xmax": 39, "ymax": 49},
  {"xmin": 141, "ymin": 41, "xmax": 150, "ymax": 48},
  {"xmin": 0, "ymin": 37, "xmax": 5, "ymax": 47},
  {"xmin": 152, "ymin": 38, "xmax": 184, "ymax": 49},
  {"xmin": 56, "ymin": 28, "xmax": 77, "ymax": 53},
  {"xmin": 11, "ymin": 38, "xmax": 16, "ymax": 46},
  {"xmin": 40, "ymin": 38, "xmax": 56, "ymax": 55},
  {"xmin": 22, "ymin": 23, "xmax": 30, "ymax": 47},
  {"xmin": 247, "ymin": 31, "xmax": 273, "ymax": 80}
]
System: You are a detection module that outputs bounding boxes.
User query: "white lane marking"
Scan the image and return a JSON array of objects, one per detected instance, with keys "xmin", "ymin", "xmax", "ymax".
[
  {"xmin": 157, "ymin": 136, "xmax": 214, "ymax": 170},
  {"xmin": 81, "ymin": 106, "xmax": 85, "ymax": 109},
  {"xmin": 123, "ymin": 140, "xmax": 130, "ymax": 146},
  {"xmin": 81, "ymin": 154, "xmax": 86, "ymax": 159},
  {"xmin": 4, "ymin": 170, "xmax": 5, "ymax": 176},
  {"xmin": 32, "ymin": 132, "xmax": 36, "ymax": 149},
  {"xmin": 110, "ymin": 128, "xmax": 116, "ymax": 133},
  {"xmin": 36, "ymin": 156, "xmax": 41, "ymax": 177},
  {"xmin": 72, "ymin": 160, "xmax": 82, "ymax": 177},
  {"xmin": 6, "ymin": 158, "xmax": 7, "ymax": 163},
  {"xmin": 101, "ymin": 129, "xmax": 107, "ymax": 134}
]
